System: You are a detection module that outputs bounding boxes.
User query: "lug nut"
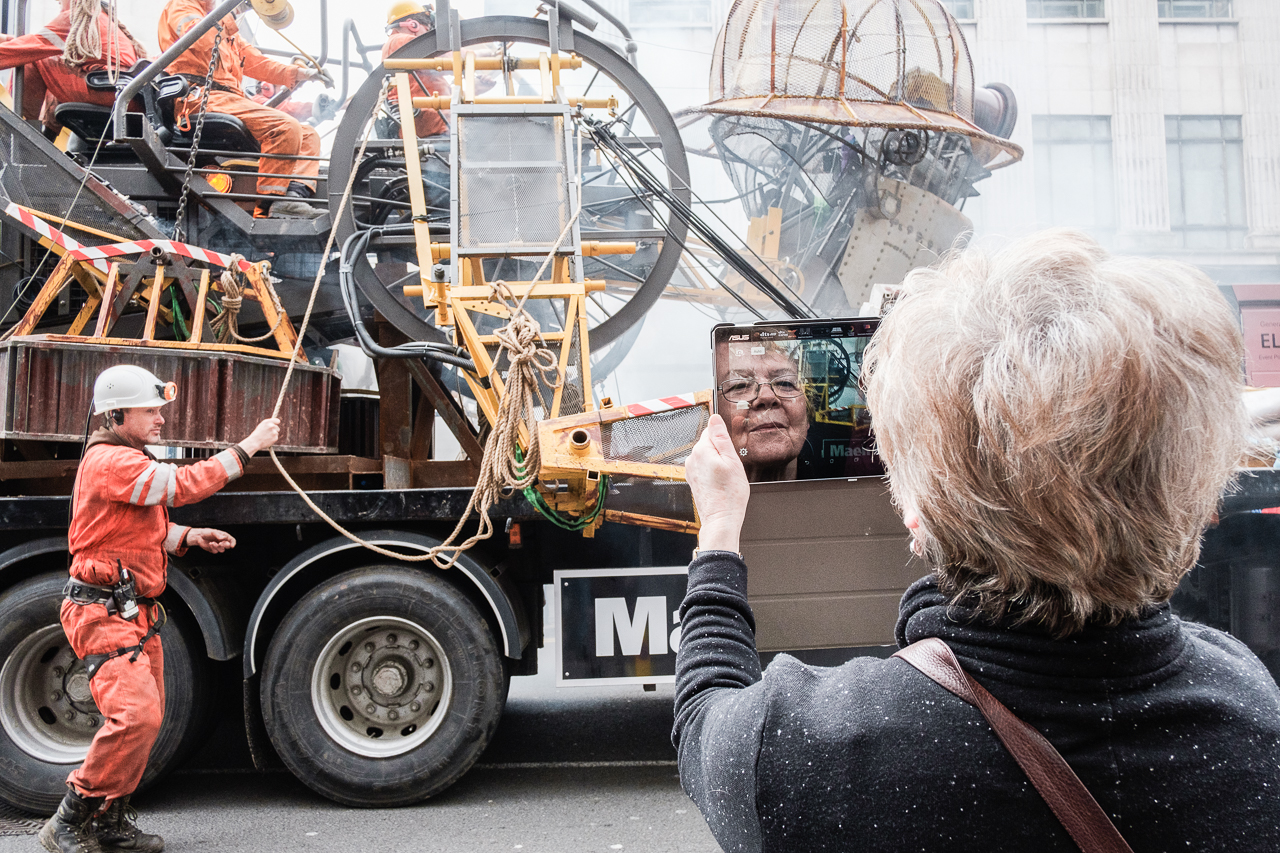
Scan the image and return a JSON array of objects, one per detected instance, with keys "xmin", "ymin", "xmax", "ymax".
[
  {"xmin": 351, "ymin": 662, "xmax": 362, "ymax": 673},
  {"xmin": 65, "ymin": 711, "xmax": 76, "ymax": 722},
  {"xmin": 366, "ymin": 704, "xmax": 376, "ymax": 715},
  {"xmin": 53, "ymin": 667, "xmax": 64, "ymax": 677},
  {"xmin": 364, "ymin": 642, "xmax": 375, "ymax": 652},
  {"xmin": 88, "ymin": 717, "xmax": 99, "ymax": 727},
  {"xmin": 386, "ymin": 634, "xmax": 398, "ymax": 645},
  {"xmin": 352, "ymin": 686, "xmax": 362, "ymax": 695},
  {"xmin": 410, "ymin": 701, "xmax": 422, "ymax": 712},
  {"xmin": 424, "ymin": 657, "xmax": 434, "ymax": 668},
  {"xmin": 408, "ymin": 640, "xmax": 419, "ymax": 651},
  {"xmin": 388, "ymin": 710, "xmax": 399, "ymax": 721},
  {"xmin": 424, "ymin": 682, "xmax": 435, "ymax": 693},
  {"xmin": 51, "ymin": 691, "xmax": 62, "ymax": 701}
]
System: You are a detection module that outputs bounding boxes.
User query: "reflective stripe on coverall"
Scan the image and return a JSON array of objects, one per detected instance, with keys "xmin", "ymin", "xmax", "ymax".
[
  {"xmin": 62, "ymin": 442, "xmax": 243, "ymax": 800},
  {"xmin": 157, "ymin": 0, "xmax": 319, "ymax": 194},
  {"xmin": 0, "ymin": 10, "xmax": 139, "ymax": 120}
]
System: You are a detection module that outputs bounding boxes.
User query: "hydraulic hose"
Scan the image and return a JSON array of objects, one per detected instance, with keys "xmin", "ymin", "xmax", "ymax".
[{"xmin": 338, "ymin": 229, "xmax": 477, "ymax": 371}]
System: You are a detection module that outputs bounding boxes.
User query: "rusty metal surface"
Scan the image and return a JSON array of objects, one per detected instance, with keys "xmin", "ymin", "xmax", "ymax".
[{"xmin": 0, "ymin": 339, "xmax": 340, "ymax": 453}]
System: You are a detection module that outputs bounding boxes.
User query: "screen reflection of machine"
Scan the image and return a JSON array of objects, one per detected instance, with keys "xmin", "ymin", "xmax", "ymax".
[{"xmin": 711, "ymin": 319, "xmax": 883, "ymax": 483}]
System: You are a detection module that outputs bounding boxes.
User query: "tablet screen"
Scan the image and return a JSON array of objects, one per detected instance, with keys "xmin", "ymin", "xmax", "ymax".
[{"xmin": 711, "ymin": 319, "xmax": 883, "ymax": 483}]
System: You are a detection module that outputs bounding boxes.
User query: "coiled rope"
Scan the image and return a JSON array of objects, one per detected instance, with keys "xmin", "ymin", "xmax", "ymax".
[
  {"xmin": 210, "ymin": 256, "xmax": 284, "ymax": 344},
  {"xmin": 263, "ymin": 118, "xmax": 585, "ymax": 567}
]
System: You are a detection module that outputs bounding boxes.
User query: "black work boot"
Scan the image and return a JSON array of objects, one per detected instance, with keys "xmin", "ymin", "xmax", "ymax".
[
  {"xmin": 38, "ymin": 786, "xmax": 104, "ymax": 853},
  {"xmin": 93, "ymin": 796, "xmax": 164, "ymax": 853}
]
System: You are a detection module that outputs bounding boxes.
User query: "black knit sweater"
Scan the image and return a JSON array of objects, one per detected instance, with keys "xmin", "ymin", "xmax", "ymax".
[{"xmin": 673, "ymin": 554, "xmax": 1280, "ymax": 852}]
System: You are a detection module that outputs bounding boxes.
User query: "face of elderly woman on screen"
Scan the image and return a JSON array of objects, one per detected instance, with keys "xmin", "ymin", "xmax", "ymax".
[{"xmin": 716, "ymin": 343, "xmax": 808, "ymax": 482}]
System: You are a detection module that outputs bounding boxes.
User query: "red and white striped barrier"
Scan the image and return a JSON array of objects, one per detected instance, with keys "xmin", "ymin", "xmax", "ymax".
[
  {"xmin": 3, "ymin": 202, "xmax": 107, "ymax": 272},
  {"xmin": 3, "ymin": 202, "xmax": 254, "ymax": 272},
  {"xmin": 625, "ymin": 394, "xmax": 701, "ymax": 418},
  {"xmin": 66, "ymin": 239, "xmax": 254, "ymax": 272}
]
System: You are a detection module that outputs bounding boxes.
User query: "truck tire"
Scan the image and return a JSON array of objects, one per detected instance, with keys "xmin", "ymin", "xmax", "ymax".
[
  {"xmin": 0, "ymin": 572, "xmax": 214, "ymax": 813},
  {"xmin": 260, "ymin": 567, "xmax": 507, "ymax": 807}
]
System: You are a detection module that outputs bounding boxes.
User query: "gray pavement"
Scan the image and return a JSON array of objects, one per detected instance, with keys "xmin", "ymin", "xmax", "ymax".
[{"xmin": 0, "ymin": 598, "xmax": 722, "ymax": 853}]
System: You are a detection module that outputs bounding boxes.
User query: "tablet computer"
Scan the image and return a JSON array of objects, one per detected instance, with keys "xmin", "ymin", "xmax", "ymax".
[{"xmin": 711, "ymin": 318, "xmax": 883, "ymax": 483}]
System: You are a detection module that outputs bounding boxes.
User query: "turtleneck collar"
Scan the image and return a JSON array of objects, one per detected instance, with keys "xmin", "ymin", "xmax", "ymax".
[{"xmin": 893, "ymin": 575, "xmax": 1192, "ymax": 692}]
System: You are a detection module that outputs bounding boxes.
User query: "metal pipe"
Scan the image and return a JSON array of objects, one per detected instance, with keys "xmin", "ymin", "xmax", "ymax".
[
  {"xmin": 12, "ymin": 0, "xmax": 27, "ymax": 117},
  {"xmin": 565, "ymin": 0, "xmax": 637, "ymax": 65},
  {"xmin": 112, "ymin": 0, "xmax": 244, "ymax": 142}
]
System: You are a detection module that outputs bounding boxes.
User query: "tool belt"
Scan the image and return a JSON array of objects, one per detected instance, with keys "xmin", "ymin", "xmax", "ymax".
[
  {"xmin": 63, "ymin": 578, "xmax": 165, "ymax": 682},
  {"xmin": 176, "ymin": 73, "xmax": 242, "ymax": 96}
]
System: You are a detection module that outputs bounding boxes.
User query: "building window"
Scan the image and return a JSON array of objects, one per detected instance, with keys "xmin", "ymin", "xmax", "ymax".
[
  {"xmin": 1157, "ymin": 0, "xmax": 1232, "ymax": 17},
  {"xmin": 1166, "ymin": 116, "xmax": 1246, "ymax": 250},
  {"xmin": 1033, "ymin": 115, "xmax": 1115, "ymax": 236},
  {"xmin": 1026, "ymin": 0, "xmax": 1105, "ymax": 17},
  {"xmin": 940, "ymin": 0, "xmax": 975, "ymax": 18}
]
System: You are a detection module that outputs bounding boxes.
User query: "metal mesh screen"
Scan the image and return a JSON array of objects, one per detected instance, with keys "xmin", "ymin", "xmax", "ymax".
[
  {"xmin": 711, "ymin": 0, "xmax": 974, "ymax": 121},
  {"xmin": 0, "ymin": 110, "xmax": 156, "ymax": 242},
  {"xmin": 605, "ymin": 475, "xmax": 698, "ymax": 524},
  {"xmin": 601, "ymin": 404, "xmax": 710, "ymax": 466},
  {"xmin": 456, "ymin": 114, "xmax": 571, "ymax": 251}
]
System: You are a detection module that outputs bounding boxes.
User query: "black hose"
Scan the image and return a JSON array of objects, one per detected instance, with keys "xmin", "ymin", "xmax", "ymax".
[{"xmin": 338, "ymin": 230, "xmax": 477, "ymax": 371}]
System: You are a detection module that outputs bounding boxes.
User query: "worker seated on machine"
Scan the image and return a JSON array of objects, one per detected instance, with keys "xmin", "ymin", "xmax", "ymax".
[
  {"xmin": 157, "ymin": 0, "xmax": 332, "ymax": 219},
  {"xmin": 0, "ymin": 0, "xmax": 147, "ymax": 129}
]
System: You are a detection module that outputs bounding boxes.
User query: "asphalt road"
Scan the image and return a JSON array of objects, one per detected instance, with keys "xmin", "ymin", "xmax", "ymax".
[{"xmin": 0, "ymin": 596, "xmax": 722, "ymax": 853}]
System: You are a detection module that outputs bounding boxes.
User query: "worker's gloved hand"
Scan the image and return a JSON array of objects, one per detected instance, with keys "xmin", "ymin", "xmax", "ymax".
[
  {"xmin": 186, "ymin": 527, "xmax": 237, "ymax": 553},
  {"xmin": 239, "ymin": 417, "xmax": 282, "ymax": 457},
  {"xmin": 301, "ymin": 66, "xmax": 334, "ymax": 88}
]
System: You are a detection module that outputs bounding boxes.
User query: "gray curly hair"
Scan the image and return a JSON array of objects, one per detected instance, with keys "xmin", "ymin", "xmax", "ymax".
[{"xmin": 863, "ymin": 228, "xmax": 1247, "ymax": 636}]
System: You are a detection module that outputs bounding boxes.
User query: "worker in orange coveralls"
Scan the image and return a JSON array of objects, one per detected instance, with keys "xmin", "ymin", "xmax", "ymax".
[
  {"xmin": 0, "ymin": 0, "xmax": 146, "ymax": 124},
  {"xmin": 381, "ymin": 1, "xmax": 449, "ymax": 138},
  {"xmin": 157, "ymin": 0, "xmax": 332, "ymax": 218},
  {"xmin": 38, "ymin": 365, "xmax": 279, "ymax": 853}
]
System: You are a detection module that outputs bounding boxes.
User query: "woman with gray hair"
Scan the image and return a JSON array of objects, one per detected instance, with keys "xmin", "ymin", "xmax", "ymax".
[{"xmin": 674, "ymin": 229, "xmax": 1280, "ymax": 852}]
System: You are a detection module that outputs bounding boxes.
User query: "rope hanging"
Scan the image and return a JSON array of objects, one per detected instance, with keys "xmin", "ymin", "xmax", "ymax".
[{"xmin": 209, "ymin": 255, "xmax": 283, "ymax": 344}]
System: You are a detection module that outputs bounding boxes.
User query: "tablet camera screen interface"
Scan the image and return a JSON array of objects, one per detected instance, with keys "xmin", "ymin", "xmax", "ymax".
[{"xmin": 712, "ymin": 320, "xmax": 883, "ymax": 483}]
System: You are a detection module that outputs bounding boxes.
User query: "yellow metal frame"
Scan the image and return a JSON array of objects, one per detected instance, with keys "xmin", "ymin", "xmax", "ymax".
[{"xmin": 388, "ymin": 47, "xmax": 701, "ymax": 534}]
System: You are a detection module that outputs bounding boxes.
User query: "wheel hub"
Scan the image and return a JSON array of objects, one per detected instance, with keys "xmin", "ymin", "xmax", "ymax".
[
  {"xmin": 0, "ymin": 626, "xmax": 102, "ymax": 763},
  {"xmin": 312, "ymin": 616, "xmax": 452, "ymax": 758}
]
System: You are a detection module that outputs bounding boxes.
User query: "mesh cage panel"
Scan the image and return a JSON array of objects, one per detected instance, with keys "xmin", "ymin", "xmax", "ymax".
[
  {"xmin": 0, "ymin": 121, "xmax": 155, "ymax": 242},
  {"xmin": 602, "ymin": 405, "xmax": 710, "ymax": 466},
  {"xmin": 710, "ymin": 0, "xmax": 976, "ymax": 124},
  {"xmin": 557, "ymin": 327, "xmax": 586, "ymax": 417},
  {"xmin": 456, "ymin": 114, "xmax": 571, "ymax": 251},
  {"xmin": 605, "ymin": 475, "xmax": 697, "ymax": 524}
]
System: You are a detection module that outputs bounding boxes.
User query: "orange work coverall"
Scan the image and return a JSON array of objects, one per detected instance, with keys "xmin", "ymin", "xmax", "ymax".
[
  {"xmin": 0, "ymin": 10, "xmax": 139, "ymax": 121},
  {"xmin": 61, "ymin": 432, "xmax": 244, "ymax": 800},
  {"xmin": 251, "ymin": 83, "xmax": 312, "ymax": 122},
  {"xmin": 382, "ymin": 32, "xmax": 449, "ymax": 138},
  {"xmin": 157, "ymin": 0, "xmax": 320, "ymax": 196}
]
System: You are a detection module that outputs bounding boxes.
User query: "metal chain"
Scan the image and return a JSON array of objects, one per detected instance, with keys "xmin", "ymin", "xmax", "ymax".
[{"xmin": 171, "ymin": 22, "xmax": 224, "ymax": 243}]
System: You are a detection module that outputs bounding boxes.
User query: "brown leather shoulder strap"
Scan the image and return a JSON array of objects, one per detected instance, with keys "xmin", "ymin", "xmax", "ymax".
[{"xmin": 894, "ymin": 637, "xmax": 1134, "ymax": 853}]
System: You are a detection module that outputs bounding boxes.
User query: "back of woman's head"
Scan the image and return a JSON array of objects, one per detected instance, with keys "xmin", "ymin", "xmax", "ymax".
[{"xmin": 864, "ymin": 228, "xmax": 1247, "ymax": 636}]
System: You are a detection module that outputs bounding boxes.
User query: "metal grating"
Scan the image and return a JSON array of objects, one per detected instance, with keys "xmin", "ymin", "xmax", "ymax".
[
  {"xmin": 456, "ymin": 114, "xmax": 571, "ymax": 252},
  {"xmin": 602, "ymin": 405, "xmax": 710, "ymax": 467},
  {"xmin": 0, "ymin": 801, "xmax": 43, "ymax": 835}
]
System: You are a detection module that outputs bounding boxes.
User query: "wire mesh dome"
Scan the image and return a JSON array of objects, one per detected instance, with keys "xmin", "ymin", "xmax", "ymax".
[{"xmin": 701, "ymin": 0, "xmax": 1021, "ymax": 167}]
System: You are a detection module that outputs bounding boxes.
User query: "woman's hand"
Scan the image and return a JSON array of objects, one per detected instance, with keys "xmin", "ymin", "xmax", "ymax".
[{"xmin": 687, "ymin": 414, "xmax": 750, "ymax": 554}]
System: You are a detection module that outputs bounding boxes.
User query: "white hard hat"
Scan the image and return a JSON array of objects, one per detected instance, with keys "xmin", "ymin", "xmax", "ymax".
[{"xmin": 92, "ymin": 365, "xmax": 177, "ymax": 415}]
